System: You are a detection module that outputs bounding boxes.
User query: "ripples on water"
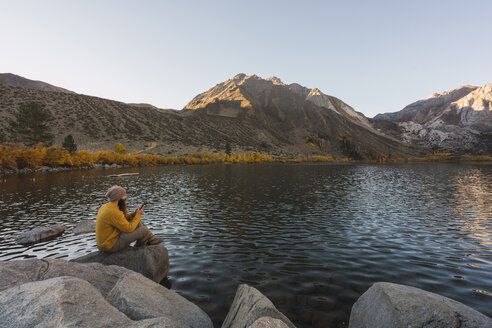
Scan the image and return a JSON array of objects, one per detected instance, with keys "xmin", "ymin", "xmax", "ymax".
[{"xmin": 0, "ymin": 164, "xmax": 491, "ymax": 327}]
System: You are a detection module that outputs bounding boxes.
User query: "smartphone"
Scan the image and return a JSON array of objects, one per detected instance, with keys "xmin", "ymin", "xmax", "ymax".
[{"xmin": 138, "ymin": 203, "xmax": 147, "ymax": 210}]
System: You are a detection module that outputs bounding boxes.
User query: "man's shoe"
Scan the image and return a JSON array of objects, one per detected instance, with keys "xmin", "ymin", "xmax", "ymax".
[{"xmin": 147, "ymin": 237, "xmax": 163, "ymax": 245}]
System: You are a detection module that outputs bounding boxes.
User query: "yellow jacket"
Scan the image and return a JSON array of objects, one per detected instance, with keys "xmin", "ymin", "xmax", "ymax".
[{"xmin": 95, "ymin": 202, "xmax": 141, "ymax": 251}]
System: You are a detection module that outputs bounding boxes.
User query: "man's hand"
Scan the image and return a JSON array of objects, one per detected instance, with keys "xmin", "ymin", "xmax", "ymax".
[{"xmin": 137, "ymin": 205, "xmax": 145, "ymax": 215}]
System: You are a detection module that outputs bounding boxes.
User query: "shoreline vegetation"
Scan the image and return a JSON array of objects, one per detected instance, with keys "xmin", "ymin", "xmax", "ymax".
[{"xmin": 0, "ymin": 144, "xmax": 491, "ymax": 175}]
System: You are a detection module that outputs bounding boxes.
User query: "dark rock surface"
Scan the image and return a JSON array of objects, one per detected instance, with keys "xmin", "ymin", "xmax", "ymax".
[
  {"xmin": 222, "ymin": 284, "xmax": 295, "ymax": 328},
  {"xmin": 349, "ymin": 282, "xmax": 492, "ymax": 328},
  {"xmin": 15, "ymin": 223, "xmax": 65, "ymax": 244},
  {"xmin": 128, "ymin": 317, "xmax": 186, "ymax": 328},
  {"xmin": 42, "ymin": 259, "xmax": 134, "ymax": 297},
  {"xmin": 107, "ymin": 272, "xmax": 213, "ymax": 328},
  {"xmin": 247, "ymin": 317, "xmax": 289, "ymax": 328},
  {"xmin": 73, "ymin": 245, "xmax": 170, "ymax": 282},
  {"xmin": 0, "ymin": 258, "xmax": 212, "ymax": 327},
  {"xmin": 0, "ymin": 258, "xmax": 47, "ymax": 292},
  {"xmin": 72, "ymin": 219, "xmax": 96, "ymax": 234},
  {"xmin": 0, "ymin": 258, "xmax": 133, "ymax": 297},
  {"xmin": 0, "ymin": 276, "xmax": 132, "ymax": 327}
]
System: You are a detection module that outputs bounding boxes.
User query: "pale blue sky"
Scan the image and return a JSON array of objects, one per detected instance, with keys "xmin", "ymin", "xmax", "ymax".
[{"xmin": 1, "ymin": 0, "xmax": 491, "ymax": 117}]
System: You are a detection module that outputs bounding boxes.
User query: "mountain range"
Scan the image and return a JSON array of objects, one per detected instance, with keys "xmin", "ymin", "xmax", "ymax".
[
  {"xmin": 374, "ymin": 83, "xmax": 492, "ymax": 153},
  {"xmin": 0, "ymin": 73, "xmax": 490, "ymax": 157}
]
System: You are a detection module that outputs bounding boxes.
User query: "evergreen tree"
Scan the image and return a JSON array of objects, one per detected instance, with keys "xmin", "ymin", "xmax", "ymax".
[
  {"xmin": 8, "ymin": 102, "xmax": 53, "ymax": 146},
  {"xmin": 337, "ymin": 133, "xmax": 362, "ymax": 160},
  {"xmin": 0, "ymin": 127, "xmax": 5, "ymax": 143},
  {"xmin": 62, "ymin": 134, "xmax": 77, "ymax": 153},
  {"xmin": 225, "ymin": 142, "xmax": 232, "ymax": 155}
]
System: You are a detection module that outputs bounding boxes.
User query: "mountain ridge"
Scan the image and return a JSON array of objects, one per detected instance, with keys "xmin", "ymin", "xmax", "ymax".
[
  {"xmin": 185, "ymin": 73, "xmax": 373, "ymax": 127},
  {"xmin": 1, "ymin": 72, "xmax": 489, "ymax": 156},
  {"xmin": 0, "ymin": 73, "xmax": 75, "ymax": 94},
  {"xmin": 183, "ymin": 73, "xmax": 416, "ymax": 158},
  {"xmin": 373, "ymin": 82, "xmax": 492, "ymax": 154},
  {"xmin": 374, "ymin": 85, "xmax": 478, "ymax": 123},
  {"xmin": 0, "ymin": 73, "xmax": 417, "ymax": 158}
]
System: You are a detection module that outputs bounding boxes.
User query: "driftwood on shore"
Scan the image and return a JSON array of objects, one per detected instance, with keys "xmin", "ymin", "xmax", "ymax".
[{"xmin": 108, "ymin": 173, "xmax": 140, "ymax": 177}]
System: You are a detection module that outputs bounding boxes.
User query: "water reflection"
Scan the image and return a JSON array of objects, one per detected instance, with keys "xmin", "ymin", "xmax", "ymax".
[
  {"xmin": 454, "ymin": 169, "xmax": 492, "ymax": 245},
  {"xmin": 0, "ymin": 164, "xmax": 491, "ymax": 327}
]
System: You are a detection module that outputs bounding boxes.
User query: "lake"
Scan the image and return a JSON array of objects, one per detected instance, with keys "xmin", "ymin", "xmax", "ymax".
[{"xmin": 0, "ymin": 163, "xmax": 491, "ymax": 327}]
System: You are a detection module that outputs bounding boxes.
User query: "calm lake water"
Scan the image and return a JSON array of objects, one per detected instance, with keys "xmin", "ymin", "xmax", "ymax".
[{"xmin": 0, "ymin": 163, "xmax": 491, "ymax": 327}]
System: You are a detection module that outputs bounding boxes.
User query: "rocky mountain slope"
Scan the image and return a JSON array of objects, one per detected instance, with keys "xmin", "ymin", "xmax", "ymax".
[
  {"xmin": 0, "ymin": 73, "xmax": 75, "ymax": 94},
  {"xmin": 374, "ymin": 85, "xmax": 477, "ymax": 123},
  {"xmin": 0, "ymin": 82, "xmax": 265, "ymax": 155},
  {"xmin": 0, "ymin": 73, "xmax": 418, "ymax": 158},
  {"xmin": 184, "ymin": 74, "xmax": 416, "ymax": 158},
  {"xmin": 373, "ymin": 83, "xmax": 492, "ymax": 154}
]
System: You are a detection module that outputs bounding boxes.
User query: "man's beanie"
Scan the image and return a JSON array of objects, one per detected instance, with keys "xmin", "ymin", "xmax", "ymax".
[{"xmin": 106, "ymin": 185, "xmax": 126, "ymax": 202}]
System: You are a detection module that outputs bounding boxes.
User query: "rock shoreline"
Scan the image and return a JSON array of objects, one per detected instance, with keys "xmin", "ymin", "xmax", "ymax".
[
  {"xmin": 74, "ymin": 245, "xmax": 170, "ymax": 283},
  {"xmin": 0, "ymin": 246, "xmax": 490, "ymax": 327},
  {"xmin": 0, "ymin": 251, "xmax": 295, "ymax": 328},
  {"xmin": 349, "ymin": 282, "xmax": 492, "ymax": 328},
  {"xmin": 0, "ymin": 163, "xmax": 142, "ymax": 176},
  {"xmin": 0, "ymin": 258, "xmax": 212, "ymax": 328}
]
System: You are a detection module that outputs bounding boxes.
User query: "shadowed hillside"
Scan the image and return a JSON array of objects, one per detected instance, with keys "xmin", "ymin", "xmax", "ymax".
[
  {"xmin": 0, "ymin": 73, "xmax": 75, "ymax": 94},
  {"xmin": 0, "ymin": 83, "xmax": 264, "ymax": 155},
  {"xmin": 1, "ymin": 74, "xmax": 421, "ymax": 158}
]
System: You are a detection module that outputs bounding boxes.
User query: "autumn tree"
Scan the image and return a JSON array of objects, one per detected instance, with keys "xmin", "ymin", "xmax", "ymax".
[
  {"xmin": 113, "ymin": 143, "xmax": 127, "ymax": 154},
  {"xmin": 62, "ymin": 134, "xmax": 77, "ymax": 153},
  {"xmin": 8, "ymin": 102, "xmax": 53, "ymax": 146}
]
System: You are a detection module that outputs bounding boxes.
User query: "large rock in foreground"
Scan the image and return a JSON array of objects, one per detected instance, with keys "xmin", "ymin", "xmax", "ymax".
[
  {"xmin": 222, "ymin": 284, "xmax": 295, "ymax": 328},
  {"xmin": 15, "ymin": 223, "xmax": 65, "ymax": 244},
  {"xmin": 0, "ymin": 259, "xmax": 212, "ymax": 327},
  {"xmin": 42, "ymin": 258, "xmax": 135, "ymax": 297},
  {"xmin": 128, "ymin": 317, "xmax": 187, "ymax": 328},
  {"xmin": 349, "ymin": 282, "xmax": 492, "ymax": 328},
  {"xmin": 0, "ymin": 258, "xmax": 133, "ymax": 297},
  {"xmin": 107, "ymin": 272, "xmax": 213, "ymax": 328},
  {"xmin": 0, "ymin": 258, "xmax": 47, "ymax": 292},
  {"xmin": 248, "ymin": 317, "xmax": 290, "ymax": 328},
  {"xmin": 73, "ymin": 245, "xmax": 170, "ymax": 282},
  {"xmin": 72, "ymin": 219, "xmax": 96, "ymax": 234},
  {"xmin": 0, "ymin": 276, "xmax": 131, "ymax": 327}
]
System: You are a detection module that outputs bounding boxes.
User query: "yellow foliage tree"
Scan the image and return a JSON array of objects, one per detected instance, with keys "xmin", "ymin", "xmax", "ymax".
[
  {"xmin": 0, "ymin": 143, "xmax": 351, "ymax": 171},
  {"xmin": 113, "ymin": 143, "xmax": 127, "ymax": 154}
]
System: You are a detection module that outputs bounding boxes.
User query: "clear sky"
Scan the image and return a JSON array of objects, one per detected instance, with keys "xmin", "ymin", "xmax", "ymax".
[{"xmin": 1, "ymin": 0, "xmax": 491, "ymax": 117}]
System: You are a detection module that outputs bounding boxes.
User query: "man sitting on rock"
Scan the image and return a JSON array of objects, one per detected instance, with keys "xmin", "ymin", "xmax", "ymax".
[{"xmin": 96, "ymin": 185, "xmax": 163, "ymax": 253}]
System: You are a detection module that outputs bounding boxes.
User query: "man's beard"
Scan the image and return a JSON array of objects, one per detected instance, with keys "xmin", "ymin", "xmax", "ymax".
[{"xmin": 118, "ymin": 198, "xmax": 127, "ymax": 215}]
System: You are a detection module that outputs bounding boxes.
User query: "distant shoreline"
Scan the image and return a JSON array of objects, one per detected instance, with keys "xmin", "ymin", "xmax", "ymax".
[
  {"xmin": 1, "ymin": 144, "xmax": 491, "ymax": 177},
  {"xmin": 1, "ymin": 155, "xmax": 491, "ymax": 176}
]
